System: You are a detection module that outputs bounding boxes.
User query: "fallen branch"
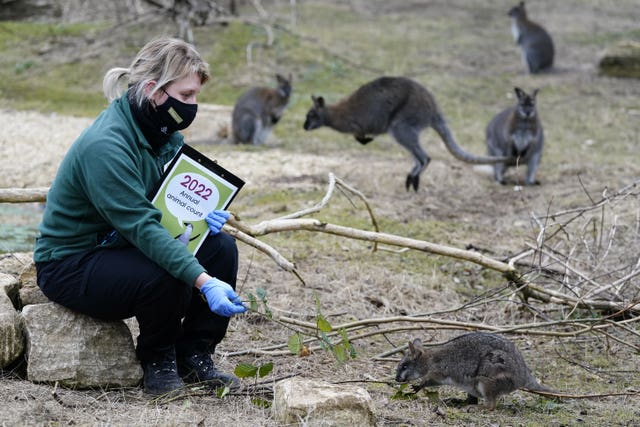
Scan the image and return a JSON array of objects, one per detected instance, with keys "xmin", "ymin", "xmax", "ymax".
[
  {"xmin": 3, "ymin": 175, "xmax": 638, "ymax": 315},
  {"xmin": 0, "ymin": 187, "xmax": 47, "ymax": 203},
  {"xmin": 230, "ymin": 216, "xmax": 513, "ymax": 273},
  {"xmin": 222, "ymin": 309, "xmax": 640, "ymax": 357}
]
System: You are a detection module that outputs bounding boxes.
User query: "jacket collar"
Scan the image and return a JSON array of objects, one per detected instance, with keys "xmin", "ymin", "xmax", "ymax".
[{"xmin": 116, "ymin": 93, "xmax": 183, "ymax": 158}]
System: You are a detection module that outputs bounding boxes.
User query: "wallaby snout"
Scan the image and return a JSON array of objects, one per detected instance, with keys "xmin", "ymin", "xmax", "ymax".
[{"xmin": 303, "ymin": 95, "xmax": 325, "ymax": 131}]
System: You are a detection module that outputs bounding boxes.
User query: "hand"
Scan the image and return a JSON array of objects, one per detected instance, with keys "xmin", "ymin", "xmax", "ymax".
[
  {"xmin": 199, "ymin": 278, "xmax": 246, "ymax": 317},
  {"xmin": 205, "ymin": 210, "xmax": 230, "ymax": 235}
]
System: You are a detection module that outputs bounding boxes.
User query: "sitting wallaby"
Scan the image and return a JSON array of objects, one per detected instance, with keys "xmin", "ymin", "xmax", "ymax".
[
  {"xmin": 485, "ymin": 87, "xmax": 544, "ymax": 185},
  {"xmin": 303, "ymin": 76, "xmax": 507, "ymax": 191},
  {"xmin": 395, "ymin": 332, "xmax": 554, "ymax": 410},
  {"xmin": 508, "ymin": 1, "xmax": 554, "ymax": 74},
  {"xmin": 231, "ymin": 73, "xmax": 292, "ymax": 145}
]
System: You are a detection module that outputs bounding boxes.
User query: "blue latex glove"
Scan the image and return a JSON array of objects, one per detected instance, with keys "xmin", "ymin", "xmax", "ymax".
[
  {"xmin": 205, "ymin": 210, "xmax": 230, "ymax": 235},
  {"xmin": 200, "ymin": 278, "xmax": 246, "ymax": 317}
]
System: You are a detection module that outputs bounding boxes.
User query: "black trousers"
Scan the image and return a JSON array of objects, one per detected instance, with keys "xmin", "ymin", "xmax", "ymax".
[{"xmin": 35, "ymin": 232, "xmax": 238, "ymax": 362}]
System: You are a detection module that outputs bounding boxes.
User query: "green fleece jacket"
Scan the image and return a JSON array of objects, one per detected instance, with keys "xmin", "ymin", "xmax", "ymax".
[{"xmin": 33, "ymin": 94, "xmax": 205, "ymax": 285}]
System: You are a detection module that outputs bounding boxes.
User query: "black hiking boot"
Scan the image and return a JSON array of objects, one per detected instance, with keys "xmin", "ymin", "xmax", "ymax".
[
  {"xmin": 177, "ymin": 351, "xmax": 240, "ymax": 390},
  {"xmin": 141, "ymin": 347, "xmax": 185, "ymax": 396}
]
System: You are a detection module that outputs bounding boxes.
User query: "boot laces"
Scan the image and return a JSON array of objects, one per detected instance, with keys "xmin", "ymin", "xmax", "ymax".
[
  {"xmin": 190, "ymin": 352, "xmax": 215, "ymax": 373},
  {"xmin": 150, "ymin": 351, "xmax": 178, "ymax": 375}
]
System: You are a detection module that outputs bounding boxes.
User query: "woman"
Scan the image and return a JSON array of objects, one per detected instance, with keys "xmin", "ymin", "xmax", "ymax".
[{"xmin": 33, "ymin": 37, "xmax": 246, "ymax": 396}]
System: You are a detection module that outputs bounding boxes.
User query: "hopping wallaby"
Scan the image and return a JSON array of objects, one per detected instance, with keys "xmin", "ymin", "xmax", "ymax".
[
  {"xmin": 508, "ymin": 1, "xmax": 555, "ymax": 74},
  {"xmin": 485, "ymin": 87, "xmax": 544, "ymax": 185},
  {"xmin": 303, "ymin": 76, "xmax": 507, "ymax": 191},
  {"xmin": 395, "ymin": 332, "xmax": 554, "ymax": 410},
  {"xmin": 231, "ymin": 73, "xmax": 292, "ymax": 145}
]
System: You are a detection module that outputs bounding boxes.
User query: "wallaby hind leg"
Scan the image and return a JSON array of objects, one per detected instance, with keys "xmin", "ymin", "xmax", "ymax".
[
  {"xmin": 526, "ymin": 51, "xmax": 543, "ymax": 74},
  {"xmin": 234, "ymin": 114, "xmax": 256, "ymax": 144},
  {"xmin": 390, "ymin": 124, "xmax": 429, "ymax": 192},
  {"xmin": 487, "ymin": 142, "xmax": 507, "ymax": 185},
  {"xmin": 493, "ymin": 162, "xmax": 507, "ymax": 185},
  {"xmin": 525, "ymin": 151, "xmax": 542, "ymax": 185},
  {"xmin": 251, "ymin": 120, "xmax": 266, "ymax": 145}
]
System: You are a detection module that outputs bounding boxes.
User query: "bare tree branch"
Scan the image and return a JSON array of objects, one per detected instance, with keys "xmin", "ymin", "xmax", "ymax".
[{"xmin": 2, "ymin": 175, "xmax": 639, "ymax": 316}]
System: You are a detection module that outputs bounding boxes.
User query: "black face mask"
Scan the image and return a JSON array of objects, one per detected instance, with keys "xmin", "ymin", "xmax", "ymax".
[
  {"xmin": 155, "ymin": 91, "xmax": 198, "ymax": 134},
  {"xmin": 129, "ymin": 89, "xmax": 198, "ymax": 150}
]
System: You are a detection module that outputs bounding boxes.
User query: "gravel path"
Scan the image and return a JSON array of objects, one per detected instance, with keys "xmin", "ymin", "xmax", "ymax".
[{"xmin": 0, "ymin": 109, "xmax": 92, "ymax": 188}]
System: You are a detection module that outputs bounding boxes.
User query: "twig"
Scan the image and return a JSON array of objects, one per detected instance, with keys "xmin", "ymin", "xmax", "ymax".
[
  {"xmin": 522, "ymin": 388, "xmax": 640, "ymax": 399},
  {"xmin": 272, "ymin": 173, "xmax": 380, "ymax": 250},
  {"xmin": 222, "ymin": 224, "xmax": 304, "ymax": 285}
]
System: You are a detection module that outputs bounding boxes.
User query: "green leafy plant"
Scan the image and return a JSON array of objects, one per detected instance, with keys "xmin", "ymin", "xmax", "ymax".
[
  {"xmin": 247, "ymin": 287, "xmax": 272, "ymax": 319},
  {"xmin": 244, "ymin": 289, "xmax": 356, "ymax": 364},
  {"xmin": 234, "ymin": 361, "xmax": 274, "ymax": 379},
  {"xmin": 390, "ymin": 383, "xmax": 419, "ymax": 400},
  {"xmin": 233, "ymin": 361, "xmax": 274, "ymax": 407},
  {"xmin": 312, "ymin": 292, "xmax": 356, "ymax": 363},
  {"xmin": 287, "ymin": 333, "xmax": 304, "ymax": 354}
]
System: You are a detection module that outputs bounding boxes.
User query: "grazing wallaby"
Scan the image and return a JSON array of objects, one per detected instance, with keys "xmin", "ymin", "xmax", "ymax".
[
  {"xmin": 485, "ymin": 87, "xmax": 544, "ymax": 185},
  {"xmin": 303, "ymin": 76, "xmax": 507, "ymax": 191},
  {"xmin": 232, "ymin": 73, "xmax": 292, "ymax": 145},
  {"xmin": 395, "ymin": 332, "xmax": 555, "ymax": 410},
  {"xmin": 508, "ymin": 1, "xmax": 555, "ymax": 74}
]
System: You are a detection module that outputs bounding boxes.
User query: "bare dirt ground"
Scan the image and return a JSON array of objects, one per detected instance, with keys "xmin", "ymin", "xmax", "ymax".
[{"xmin": 1, "ymin": 0, "xmax": 640, "ymax": 426}]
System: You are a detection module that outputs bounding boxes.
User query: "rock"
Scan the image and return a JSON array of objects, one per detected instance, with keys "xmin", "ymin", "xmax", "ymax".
[
  {"xmin": 22, "ymin": 303, "xmax": 142, "ymax": 388},
  {"xmin": 598, "ymin": 40, "xmax": 640, "ymax": 79},
  {"xmin": 0, "ymin": 272, "xmax": 20, "ymax": 309},
  {"xmin": 123, "ymin": 317, "xmax": 140, "ymax": 343},
  {"xmin": 272, "ymin": 377, "xmax": 376, "ymax": 427},
  {"xmin": 18, "ymin": 261, "xmax": 49, "ymax": 306},
  {"xmin": 0, "ymin": 286, "xmax": 24, "ymax": 368},
  {"xmin": 0, "ymin": 253, "xmax": 34, "ymax": 276}
]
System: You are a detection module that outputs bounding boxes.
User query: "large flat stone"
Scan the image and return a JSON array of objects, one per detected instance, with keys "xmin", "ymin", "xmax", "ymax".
[
  {"xmin": 22, "ymin": 303, "xmax": 142, "ymax": 388},
  {"xmin": 273, "ymin": 377, "xmax": 376, "ymax": 426}
]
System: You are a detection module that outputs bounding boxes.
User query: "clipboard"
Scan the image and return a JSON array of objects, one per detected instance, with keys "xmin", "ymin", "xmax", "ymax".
[{"xmin": 150, "ymin": 144, "xmax": 244, "ymax": 254}]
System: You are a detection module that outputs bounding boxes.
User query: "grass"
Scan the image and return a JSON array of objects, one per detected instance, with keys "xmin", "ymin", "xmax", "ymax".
[{"xmin": 0, "ymin": 21, "xmax": 111, "ymax": 115}]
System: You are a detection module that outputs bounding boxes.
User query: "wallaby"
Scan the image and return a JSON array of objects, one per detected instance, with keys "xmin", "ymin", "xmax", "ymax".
[
  {"xmin": 231, "ymin": 73, "xmax": 292, "ymax": 145},
  {"xmin": 303, "ymin": 76, "xmax": 507, "ymax": 191},
  {"xmin": 395, "ymin": 332, "xmax": 555, "ymax": 410},
  {"xmin": 508, "ymin": 1, "xmax": 555, "ymax": 74},
  {"xmin": 485, "ymin": 87, "xmax": 544, "ymax": 185}
]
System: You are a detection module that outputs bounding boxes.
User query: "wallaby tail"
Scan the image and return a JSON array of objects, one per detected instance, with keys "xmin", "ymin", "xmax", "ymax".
[
  {"xmin": 432, "ymin": 114, "xmax": 508, "ymax": 164},
  {"xmin": 523, "ymin": 376, "xmax": 555, "ymax": 394}
]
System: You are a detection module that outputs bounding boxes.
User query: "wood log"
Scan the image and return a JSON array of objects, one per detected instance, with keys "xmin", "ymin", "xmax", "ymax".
[{"xmin": 0, "ymin": 188, "xmax": 48, "ymax": 203}]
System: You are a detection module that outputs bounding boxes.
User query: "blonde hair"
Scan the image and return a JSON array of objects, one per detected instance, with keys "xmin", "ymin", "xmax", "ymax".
[{"xmin": 102, "ymin": 37, "xmax": 210, "ymax": 105}]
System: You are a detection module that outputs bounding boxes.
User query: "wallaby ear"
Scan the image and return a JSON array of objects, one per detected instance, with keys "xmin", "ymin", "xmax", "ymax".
[
  {"xmin": 408, "ymin": 338, "xmax": 422, "ymax": 355},
  {"xmin": 311, "ymin": 95, "xmax": 325, "ymax": 108},
  {"xmin": 276, "ymin": 73, "xmax": 293, "ymax": 84},
  {"xmin": 531, "ymin": 88, "xmax": 539, "ymax": 98},
  {"xmin": 514, "ymin": 87, "xmax": 525, "ymax": 100}
]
